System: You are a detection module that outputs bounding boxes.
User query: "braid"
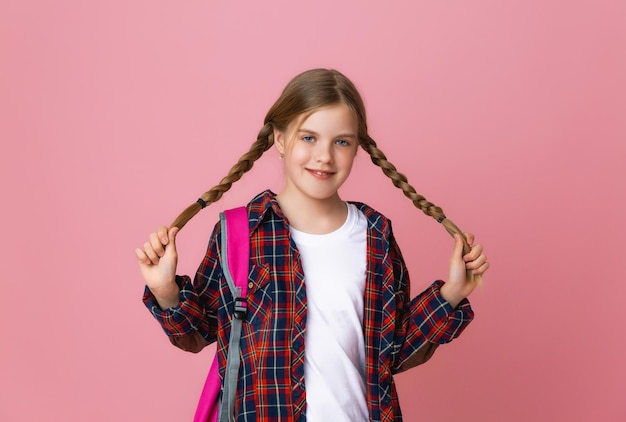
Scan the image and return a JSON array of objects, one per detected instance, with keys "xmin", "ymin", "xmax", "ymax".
[
  {"xmin": 360, "ymin": 135, "xmax": 471, "ymax": 255},
  {"xmin": 169, "ymin": 123, "xmax": 274, "ymax": 230}
]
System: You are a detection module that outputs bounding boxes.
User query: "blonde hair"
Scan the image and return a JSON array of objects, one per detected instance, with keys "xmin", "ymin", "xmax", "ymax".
[{"xmin": 170, "ymin": 69, "xmax": 471, "ymax": 254}]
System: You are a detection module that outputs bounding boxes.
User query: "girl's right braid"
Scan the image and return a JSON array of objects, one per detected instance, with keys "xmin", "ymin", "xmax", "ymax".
[
  {"xmin": 169, "ymin": 123, "xmax": 274, "ymax": 230},
  {"xmin": 360, "ymin": 135, "xmax": 472, "ymax": 256}
]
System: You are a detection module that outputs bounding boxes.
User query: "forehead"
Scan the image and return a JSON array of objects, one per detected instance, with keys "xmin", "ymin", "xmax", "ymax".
[{"xmin": 293, "ymin": 103, "xmax": 358, "ymax": 134}]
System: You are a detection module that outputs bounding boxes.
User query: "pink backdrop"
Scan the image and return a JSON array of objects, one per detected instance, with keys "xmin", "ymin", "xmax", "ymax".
[{"xmin": 2, "ymin": 1, "xmax": 625, "ymax": 420}]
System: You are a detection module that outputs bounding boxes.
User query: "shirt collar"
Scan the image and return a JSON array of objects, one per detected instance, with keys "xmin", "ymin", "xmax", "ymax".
[
  {"xmin": 247, "ymin": 190, "xmax": 284, "ymax": 232},
  {"xmin": 246, "ymin": 190, "xmax": 391, "ymax": 237}
]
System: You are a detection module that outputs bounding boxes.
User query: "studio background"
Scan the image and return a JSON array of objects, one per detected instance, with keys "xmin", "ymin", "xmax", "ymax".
[{"xmin": 1, "ymin": 1, "xmax": 624, "ymax": 421}]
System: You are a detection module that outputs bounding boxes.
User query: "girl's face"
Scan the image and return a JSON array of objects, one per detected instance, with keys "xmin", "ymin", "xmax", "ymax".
[{"xmin": 274, "ymin": 103, "xmax": 359, "ymax": 204}]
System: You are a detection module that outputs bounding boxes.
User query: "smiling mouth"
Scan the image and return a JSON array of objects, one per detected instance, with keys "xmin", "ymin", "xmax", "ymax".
[{"xmin": 307, "ymin": 169, "xmax": 334, "ymax": 177}]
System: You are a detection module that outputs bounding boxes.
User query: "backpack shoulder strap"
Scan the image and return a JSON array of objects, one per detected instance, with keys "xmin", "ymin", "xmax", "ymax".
[
  {"xmin": 222, "ymin": 206, "xmax": 250, "ymax": 309},
  {"xmin": 218, "ymin": 206, "xmax": 249, "ymax": 422}
]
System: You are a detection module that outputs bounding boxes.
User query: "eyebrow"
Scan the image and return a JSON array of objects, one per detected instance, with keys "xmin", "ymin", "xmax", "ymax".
[{"xmin": 297, "ymin": 128, "xmax": 357, "ymax": 139}]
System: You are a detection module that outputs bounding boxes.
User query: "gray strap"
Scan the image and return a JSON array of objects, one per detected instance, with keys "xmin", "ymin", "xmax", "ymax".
[
  {"xmin": 218, "ymin": 212, "xmax": 244, "ymax": 422},
  {"xmin": 220, "ymin": 318, "xmax": 243, "ymax": 422}
]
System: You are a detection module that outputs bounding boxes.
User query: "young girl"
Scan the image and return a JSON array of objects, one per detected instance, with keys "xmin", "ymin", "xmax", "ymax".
[{"xmin": 136, "ymin": 69, "xmax": 489, "ymax": 421}]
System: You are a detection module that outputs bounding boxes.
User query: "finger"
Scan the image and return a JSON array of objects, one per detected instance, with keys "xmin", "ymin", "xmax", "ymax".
[
  {"xmin": 168, "ymin": 226, "xmax": 180, "ymax": 250},
  {"xmin": 149, "ymin": 232, "xmax": 166, "ymax": 258},
  {"xmin": 158, "ymin": 225, "xmax": 169, "ymax": 245},
  {"xmin": 159, "ymin": 226, "xmax": 179, "ymax": 258},
  {"xmin": 451, "ymin": 233, "xmax": 465, "ymax": 261},
  {"xmin": 135, "ymin": 247, "xmax": 152, "ymax": 265},
  {"xmin": 464, "ymin": 232, "xmax": 475, "ymax": 246},
  {"xmin": 463, "ymin": 243, "xmax": 483, "ymax": 262},
  {"xmin": 465, "ymin": 253, "xmax": 487, "ymax": 270},
  {"xmin": 143, "ymin": 241, "xmax": 160, "ymax": 265},
  {"xmin": 472, "ymin": 261, "xmax": 490, "ymax": 275}
]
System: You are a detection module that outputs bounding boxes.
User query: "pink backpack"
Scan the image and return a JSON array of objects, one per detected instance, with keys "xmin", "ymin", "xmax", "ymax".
[{"xmin": 194, "ymin": 207, "xmax": 249, "ymax": 422}]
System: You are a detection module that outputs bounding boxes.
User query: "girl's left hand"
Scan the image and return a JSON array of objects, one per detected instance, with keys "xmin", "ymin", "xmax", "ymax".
[{"xmin": 440, "ymin": 233, "xmax": 489, "ymax": 308}]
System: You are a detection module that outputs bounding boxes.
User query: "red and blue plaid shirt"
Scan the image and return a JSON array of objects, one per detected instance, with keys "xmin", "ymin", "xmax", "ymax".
[{"xmin": 144, "ymin": 190, "xmax": 474, "ymax": 421}]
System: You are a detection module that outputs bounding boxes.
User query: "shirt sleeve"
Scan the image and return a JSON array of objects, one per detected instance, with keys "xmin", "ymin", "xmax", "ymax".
[
  {"xmin": 406, "ymin": 280, "xmax": 473, "ymax": 343},
  {"xmin": 142, "ymin": 221, "xmax": 222, "ymax": 342},
  {"xmin": 389, "ymin": 234, "xmax": 474, "ymax": 372}
]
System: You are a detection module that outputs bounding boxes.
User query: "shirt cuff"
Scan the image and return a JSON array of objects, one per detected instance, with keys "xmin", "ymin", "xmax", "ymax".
[
  {"xmin": 413, "ymin": 280, "xmax": 474, "ymax": 344},
  {"xmin": 142, "ymin": 275, "xmax": 205, "ymax": 337}
]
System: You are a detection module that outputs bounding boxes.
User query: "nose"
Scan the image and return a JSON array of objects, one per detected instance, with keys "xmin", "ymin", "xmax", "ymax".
[{"xmin": 314, "ymin": 141, "xmax": 333, "ymax": 163}]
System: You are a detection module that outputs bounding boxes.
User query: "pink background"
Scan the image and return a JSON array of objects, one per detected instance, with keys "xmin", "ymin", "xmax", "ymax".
[{"xmin": 2, "ymin": 1, "xmax": 625, "ymax": 421}]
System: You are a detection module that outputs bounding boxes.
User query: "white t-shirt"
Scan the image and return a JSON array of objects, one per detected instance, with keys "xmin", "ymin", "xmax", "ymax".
[{"xmin": 289, "ymin": 203, "xmax": 369, "ymax": 421}]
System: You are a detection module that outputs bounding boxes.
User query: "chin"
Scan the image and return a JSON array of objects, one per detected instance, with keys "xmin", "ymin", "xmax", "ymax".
[{"xmin": 303, "ymin": 188, "xmax": 342, "ymax": 202}]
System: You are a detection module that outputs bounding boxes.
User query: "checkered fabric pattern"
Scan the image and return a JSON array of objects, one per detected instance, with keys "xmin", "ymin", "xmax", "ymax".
[{"xmin": 144, "ymin": 190, "xmax": 474, "ymax": 421}]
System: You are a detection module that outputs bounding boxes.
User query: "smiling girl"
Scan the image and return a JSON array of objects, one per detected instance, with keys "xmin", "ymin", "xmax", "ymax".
[{"xmin": 136, "ymin": 68, "xmax": 489, "ymax": 421}]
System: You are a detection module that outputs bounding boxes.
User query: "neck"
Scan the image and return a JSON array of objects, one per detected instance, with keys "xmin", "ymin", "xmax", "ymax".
[{"xmin": 276, "ymin": 190, "xmax": 348, "ymax": 235}]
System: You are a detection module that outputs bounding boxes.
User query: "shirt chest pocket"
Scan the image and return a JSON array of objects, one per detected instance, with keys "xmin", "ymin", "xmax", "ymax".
[
  {"xmin": 239, "ymin": 263, "xmax": 273, "ymax": 373},
  {"xmin": 244, "ymin": 262, "xmax": 272, "ymax": 330}
]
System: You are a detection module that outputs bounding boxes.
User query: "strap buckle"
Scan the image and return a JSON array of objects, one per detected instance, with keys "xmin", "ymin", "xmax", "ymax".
[{"xmin": 234, "ymin": 297, "xmax": 248, "ymax": 320}]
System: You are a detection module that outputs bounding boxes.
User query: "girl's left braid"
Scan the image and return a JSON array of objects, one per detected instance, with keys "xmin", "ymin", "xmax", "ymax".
[{"xmin": 359, "ymin": 134, "xmax": 472, "ymax": 255}]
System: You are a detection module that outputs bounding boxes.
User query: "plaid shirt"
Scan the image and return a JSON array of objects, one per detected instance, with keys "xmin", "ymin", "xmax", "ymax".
[{"xmin": 144, "ymin": 190, "xmax": 474, "ymax": 421}]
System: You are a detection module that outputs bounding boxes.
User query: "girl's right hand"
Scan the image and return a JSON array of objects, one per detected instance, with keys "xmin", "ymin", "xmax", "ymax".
[{"xmin": 135, "ymin": 226, "xmax": 181, "ymax": 309}]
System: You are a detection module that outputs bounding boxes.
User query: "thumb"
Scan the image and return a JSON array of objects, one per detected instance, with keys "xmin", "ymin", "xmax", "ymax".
[
  {"xmin": 166, "ymin": 226, "xmax": 180, "ymax": 253},
  {"xmin": 451, "ymin": 233, "xmax": 465, "ymax": 261}
]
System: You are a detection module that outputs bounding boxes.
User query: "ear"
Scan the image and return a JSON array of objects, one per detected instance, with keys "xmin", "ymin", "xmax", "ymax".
[{"xmin": 274, "ymin": 128, "xmax": 286, "ymax": 156}]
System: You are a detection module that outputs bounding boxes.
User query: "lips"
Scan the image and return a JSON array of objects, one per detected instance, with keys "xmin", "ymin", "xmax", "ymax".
[{"xmin": 307, "ymin": 169, "xmax": 335, "ymax": 178}]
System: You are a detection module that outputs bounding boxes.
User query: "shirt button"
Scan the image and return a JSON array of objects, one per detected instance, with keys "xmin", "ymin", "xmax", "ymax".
[{"xmin": 248, "ymin": 282, "xmax": 254, "ymax": 289}]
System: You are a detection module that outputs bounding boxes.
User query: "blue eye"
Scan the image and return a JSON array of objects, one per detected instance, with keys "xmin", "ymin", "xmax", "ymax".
[
  {"xmin": 302, "ymin": 135, "xmax": 315, "ymax": 143},
  {"xmin": 336, "ymin": 139, "xmax": 349, "ymax": 146}
]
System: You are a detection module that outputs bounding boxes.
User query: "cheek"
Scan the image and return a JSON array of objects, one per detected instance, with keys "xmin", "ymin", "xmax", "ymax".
[
  {"xmin": 339, "ymin": 148, "xmax": 358, "ymax": 168},
  {"xmin": 286, "ymin": 145, "xmax": 309, "ymax": 165}
]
